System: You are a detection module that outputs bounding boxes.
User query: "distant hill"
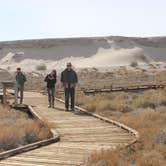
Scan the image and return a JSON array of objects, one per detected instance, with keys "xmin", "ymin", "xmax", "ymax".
[{"xmin": 0, "ymin": 36, "xmax": 166, "ymax": 73}]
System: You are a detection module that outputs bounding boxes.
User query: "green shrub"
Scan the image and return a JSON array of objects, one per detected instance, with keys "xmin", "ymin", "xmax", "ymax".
[
  {"xmin": 36, "ymin": 64, "xmax": 47, "ymax": 71},
  {"xmin": 130, "ymin": 61, "xmax": 138, "ymax": 67}
]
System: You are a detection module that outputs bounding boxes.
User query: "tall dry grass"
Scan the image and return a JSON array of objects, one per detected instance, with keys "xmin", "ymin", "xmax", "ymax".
[
  {"xmin": 79, "ymin": 89, "xmax": 166, "ymax": 166},
  {"xmin": 77, "ymin": 89, "xmax": 166, "ymax": 115},
  {"xmin": 0, "ymin": 105, "xmax": 52, "ymax": 152}
]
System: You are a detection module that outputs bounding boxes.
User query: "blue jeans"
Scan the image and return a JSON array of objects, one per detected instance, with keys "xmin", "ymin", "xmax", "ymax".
[
  {"xmin": 65, "ymin": 87, "xmax": 75, "ymax": 110},
  {"xmin": 47, "ymin": 87, "xmax": 55, "ymax": 103}
]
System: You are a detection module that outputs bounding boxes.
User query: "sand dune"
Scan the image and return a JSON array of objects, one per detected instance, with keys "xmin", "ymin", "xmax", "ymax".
[{"xmin": 0, "ymin": 36, "xmax": 166, "ymax": 73}]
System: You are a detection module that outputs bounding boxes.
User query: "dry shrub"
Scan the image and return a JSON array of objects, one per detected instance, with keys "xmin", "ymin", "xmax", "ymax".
[
  {"xmin": 75, "ymin": 92, "xmax": 88, "ymax": 106},
  {"xmin": 87, "ymin": 148, "xmax": 166, "ymax": 166},
  {"xmin": 130, "ymin": 61, "xmax": 138, "ymax": 67},
  {"xmin": 87, "ymin": 133, "xmax": 166, "ymax": 166},
  {"xmin": 86, "ymin": 150, "xmax": 124, "ymax": 166},
  {"xmin": 133, "ymin": 89, "xmax": 166, "ymax": 109},
  {"xmin": 84, "ymin": 102, "xmax": 97, "ymax": 113},
  {"xmin": 136, "ymin": 150, "xmax": 166, "ymax": 166},
  {"xmin": 23, "ymin": 120, "xmax": 52, "ymax": 144},
  {"xmin": 78, "ymin": 92, "xmax": 134, "ymax": 114},
  {"xmin": 78, "ymin": 89, "xmax": 166, "ymax": 116},
  {"xmin": 0, "ymin": 105, "xmax": 52, "ymax": 152},
  {"xmin": 36, "ymin": 63, "xmax": 47, "ymax": 71},
  {"xmin": 0, "ymin": 126, "xmax": 24, "ymax": 151},
  {"xmin": 154, "ymin": 129, "xmax": 166, "ymax": 145},
  {"xmin": 118, "ymin": 111, "xmax": 166, "ymax": 145},
  {"xmin": 140, "ymin": 54, "xmax": 147, "ymax": 61},
  {"xmin": 97, "ymin": 100, "xmax": 111, "ymax": 111},
  {"xmin": 82, "ymin": 89, "xmax": 166, "ymax": 166},
  {"xmin": 155, "ymin": 144, "xmax": 166, "ymax": 158}
]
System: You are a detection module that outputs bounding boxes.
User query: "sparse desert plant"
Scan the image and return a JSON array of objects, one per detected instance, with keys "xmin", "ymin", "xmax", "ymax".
[
  {"xmin": 140, "ymin": 54, "xmax": 147, "ymax": 61},
  {"xmin": 130, "ymin": 61, "xmax": 138, "ymax": 67},
  {"xmin": 135, "ymin": 99, "xmax": 156, "ymax": 109},
  {"xmin": 154, "ymin": 129, "xmax": 166, "ymax": 145},
  {"xmin": 84, "ymin": 102, "xmax": 97, "ymax": 112},
  {"xmin": 136, "ymin": 150, "xmax": 166, "ymax": 166},
  {"xmin": 0, "ymin": 105, "xmax": 52, "ymax": 152},
  {"xmin": 36, "ymin": 63, "xmax": 47, "ymax": 71},
  {"xmin": 75, "ymin": 89, "xmax": 166, "ymax": 166},
  {"xmin": 86, "ymin": 150, "xmax": 123, "ymax": 166}
]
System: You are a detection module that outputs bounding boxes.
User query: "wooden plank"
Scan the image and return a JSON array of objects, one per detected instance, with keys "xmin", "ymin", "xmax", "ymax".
[
  {"xmin": 0, "ymin": 161, "xmax": 74, "ymax": 166},
  {"xmin": 5, "ymin": 157, "xmax": 83, "ymax": 165},
  {"xmin": 0, "ymin": 162, "xmax": 50, "ymax": 166}
]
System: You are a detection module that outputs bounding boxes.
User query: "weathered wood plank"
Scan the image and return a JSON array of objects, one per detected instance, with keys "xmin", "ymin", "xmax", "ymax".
[{"xmin": 5, "ymin": 157, "xmax": 83, "ymax": 165}]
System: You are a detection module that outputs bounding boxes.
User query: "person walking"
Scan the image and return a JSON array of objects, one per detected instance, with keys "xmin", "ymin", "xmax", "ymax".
[
  {"xmin": 45, "ymin": 70, "xmax": 57, "ymax": 108},
  {"xmin": 15, "ymin": 67, "xmax": 26, "ymax": 104},
  {"xmin": 61, "ymin": 63, "xmax": 78, "ymax": 112}
]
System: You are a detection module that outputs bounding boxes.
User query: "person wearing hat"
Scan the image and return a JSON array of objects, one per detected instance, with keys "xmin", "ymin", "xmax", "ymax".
[
  {"xmin": 61, "ymin": 63, "xmax": 78, "ymax": 112},
  {"xmin": 15, "ymin": 67, "xmax": 26, "ymax": 104},
  {"xmin": 45, "ymin": 70, "xmax": 57, "ymax": 108}
]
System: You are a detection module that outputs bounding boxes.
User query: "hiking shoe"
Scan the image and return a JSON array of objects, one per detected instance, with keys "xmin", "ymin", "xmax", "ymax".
[{"xmin": 51, "ymin": 102, "xmax": 55, "ymax": 108}]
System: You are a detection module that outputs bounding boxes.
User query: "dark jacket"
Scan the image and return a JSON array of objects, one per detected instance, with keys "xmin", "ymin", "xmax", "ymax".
[
  {"xmin": 16, "ymin": 73, "xmax": 26, "ymax": 86},
  {"xmin": 61, "ymin": 69, "xmax": 78, "ymax": 88},
  {"xmin": 45, "ymin": 74, "xmax": 56, "ymax": 88}
]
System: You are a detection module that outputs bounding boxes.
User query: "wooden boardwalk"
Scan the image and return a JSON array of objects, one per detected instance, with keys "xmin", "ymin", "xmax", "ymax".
[
  {"xmin": 83, "ymin": 84, "xmax": 166, "ymax": 95},
  {"xmin": 0, "ymin": 92, "xmax": 137, "ymax": 166}
]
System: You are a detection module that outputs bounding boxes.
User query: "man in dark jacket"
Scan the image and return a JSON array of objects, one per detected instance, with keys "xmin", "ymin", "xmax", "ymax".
[
  {"xmin": 61, "ymin": 63, "xmax": 78, "ymax": 112},
  {"xmin": 15, "ymin": 67, "xmax": 26, "ymax": 104},
  {"xmin": 45, "ymin": 70, "xmax": 57, "ymax": 108}
]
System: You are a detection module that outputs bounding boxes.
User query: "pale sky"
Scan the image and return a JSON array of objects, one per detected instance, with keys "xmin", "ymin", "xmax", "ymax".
[{"xmin": 0, "ymin": 0, "xmax": 165, "ymax": 41}]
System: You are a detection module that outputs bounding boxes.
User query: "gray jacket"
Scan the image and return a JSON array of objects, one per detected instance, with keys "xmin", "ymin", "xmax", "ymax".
[
  {"xmin": 61, "ymin": 69, "xmax": 78, "ymax": 88},
  {"xmin": 16, "ymin": 73, "xmax": 26, "ymax": 86}
]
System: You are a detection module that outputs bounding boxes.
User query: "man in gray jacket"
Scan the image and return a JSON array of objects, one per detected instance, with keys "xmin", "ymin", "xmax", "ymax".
[
  {"xmin": 61, "ymin": 63, "xmax": 78, "ymax": 112},
  {"xmin": 15, "ymin": 68, "xmax": 26, "ymax": 104}
]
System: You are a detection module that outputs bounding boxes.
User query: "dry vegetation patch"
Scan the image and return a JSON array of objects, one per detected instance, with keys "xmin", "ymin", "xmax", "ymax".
[
  {"xmin": 0, "ymin": 105, "xmax": 52, "ymax": 152},
  {"xmin": 36, "ymin": 63, "xmax": 47, "ymax": 71},
  {"xmin": 77, "ymin": 89, "xmax": 166, "ymax": 115},
  {"xmin": 78, "ymin": 89, "xmax": 166, "ymax": 166}
]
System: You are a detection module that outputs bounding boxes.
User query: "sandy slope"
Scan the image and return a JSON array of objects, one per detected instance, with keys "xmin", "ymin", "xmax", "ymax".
[{"xmin": 0, "ymin": 36, "xmax": 166, "ymax": 73}]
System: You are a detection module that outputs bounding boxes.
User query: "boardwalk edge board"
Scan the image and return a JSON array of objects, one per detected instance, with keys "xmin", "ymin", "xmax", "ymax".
[
  {"xmin": 55, "ymin": 98, "xmax": 139, "ymax": 146},
  {"xmin": 83, "ymin": 84, "xmax": 166, "ymax": 94},
  {"xmin": 0, "ymin": 105, "xmax": 60, "ymax": 160}
]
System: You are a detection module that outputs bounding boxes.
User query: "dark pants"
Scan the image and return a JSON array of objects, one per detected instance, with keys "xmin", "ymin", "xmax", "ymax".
[
  {"xmin": 17, "ymin": 84, "xmax": 24, "ymax": 104},
  {"xmin": 47, "ymin": 87, "xmax": 55, "ymax": 103},
  {"xmin": 65, "ymin": 87, "xmax": 75, "ymax": 110}
]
